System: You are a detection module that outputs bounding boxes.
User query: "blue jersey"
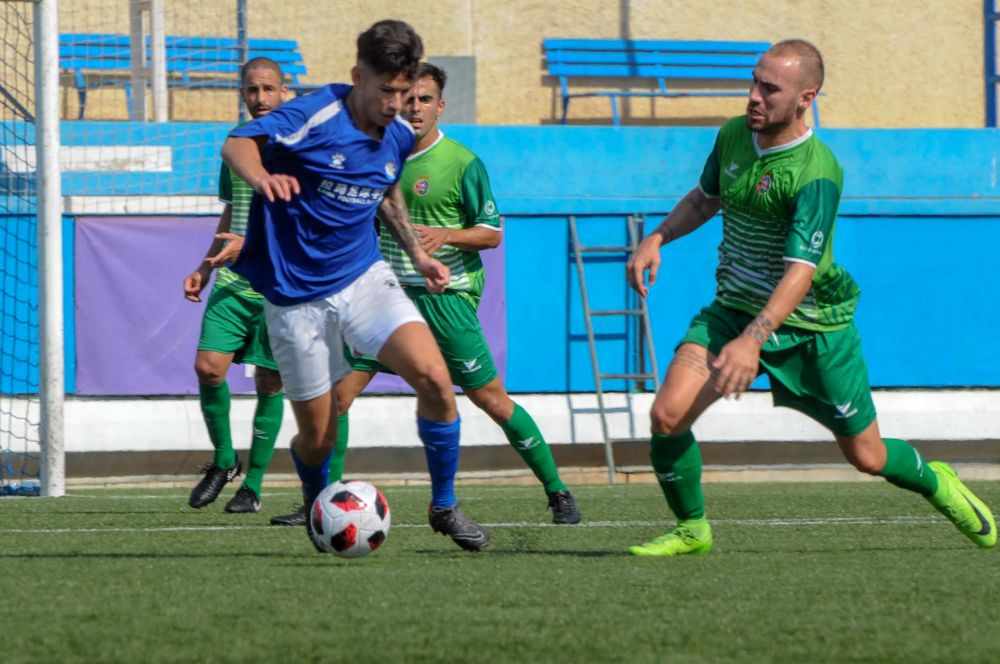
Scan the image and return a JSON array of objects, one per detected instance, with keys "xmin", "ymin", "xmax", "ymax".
[{"xmin": 230, "ymin": 83, "xmax": 415, "ymax": 305}]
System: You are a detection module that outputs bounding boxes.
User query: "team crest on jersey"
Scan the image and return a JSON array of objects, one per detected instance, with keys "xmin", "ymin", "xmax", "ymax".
[
  {"xmin": 414, "ymin": 177, "xmax": 430, "ymax": 196},
  {"xmin": 756, "ymin": 171, "xmax": 773, "ymax": 195},
  {"xmin": 385, "ymin": 161, "xmax": 397, "ymax": 178}
]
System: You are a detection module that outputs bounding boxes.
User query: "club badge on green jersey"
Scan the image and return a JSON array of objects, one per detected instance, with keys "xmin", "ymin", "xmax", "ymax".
[{"xmin": 756, "ymin": 171, "xmax": 773, "ymax": 195}]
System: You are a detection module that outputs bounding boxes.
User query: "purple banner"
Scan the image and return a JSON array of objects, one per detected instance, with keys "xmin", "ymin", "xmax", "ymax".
[{"xmin": 74, "ymin": 216, "xmax": 506, "ymax": 395}]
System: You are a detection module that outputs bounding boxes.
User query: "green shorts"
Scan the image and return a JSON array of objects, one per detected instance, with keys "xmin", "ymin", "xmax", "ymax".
[
  {"xmin": 347, "ymin": 287, "xmax": 497, "ymax": 390},
  {"xmin": 197, "ymin": 284, "xmax": 277, "ymax": 371},
  {"xmin": 680, "ymin": 300, "xmax": 876, "ymax": 436}
]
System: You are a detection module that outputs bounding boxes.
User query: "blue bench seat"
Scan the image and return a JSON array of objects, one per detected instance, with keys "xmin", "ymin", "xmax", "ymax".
[
  {"xmin": 544, "ymin": 38, "xmax": 821, "ymax": 127},
  {"xmin": 59, "ymin": 33, "xmax": 315, "ymax": 119}
]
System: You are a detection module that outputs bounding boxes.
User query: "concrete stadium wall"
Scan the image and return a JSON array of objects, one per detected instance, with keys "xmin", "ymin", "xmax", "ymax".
[{"xmin": 58, "ymin": 0, "xmax": 988, "ymax": 127}]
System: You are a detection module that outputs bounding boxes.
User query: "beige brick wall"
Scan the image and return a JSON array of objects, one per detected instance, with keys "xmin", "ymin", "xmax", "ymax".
[{"xmin": 58, "ymin": 0, "xmax": 987, "ymax": 127}]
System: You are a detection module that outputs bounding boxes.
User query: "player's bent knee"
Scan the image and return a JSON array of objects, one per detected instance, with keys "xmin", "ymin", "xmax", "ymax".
[
  {"xmin": 649, "ymin": 405, "xmax": 690, "ymax": 437},
  {"xmin": 410, "ymin": 363, "xmax": 452, "ymax": 399},
  {"xmin": 467, "ymin": 389, "xmax": 510, "ymax": 421},
  {"xmin": 194, "ymin": 360, "xmax": 226, "ymax": 386}
]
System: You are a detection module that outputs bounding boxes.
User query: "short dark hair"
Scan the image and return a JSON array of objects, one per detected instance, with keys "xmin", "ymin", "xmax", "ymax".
[
  {"xmin": 240, "ymin": 56, "xmax": 284, "ymax": 86},
  {"xmin": 356, "ymin": 19, "xmax": 424, "ymax": 78},
  {"xmin": 417, "ymin": 62, "xmax": 447, "ymax": 93}
]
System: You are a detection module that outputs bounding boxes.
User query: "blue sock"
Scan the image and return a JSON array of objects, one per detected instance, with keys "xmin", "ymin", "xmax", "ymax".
[
  {"xmin": 418, "ymin": 414, "xmax": 461, "ymax": 509},
  {"xmin": 290, "ymin": 447, "xmax": 331, "ymax": 505}
]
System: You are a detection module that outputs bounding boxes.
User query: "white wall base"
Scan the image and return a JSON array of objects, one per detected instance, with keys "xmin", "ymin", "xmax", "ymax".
[{"xmin": 58, "ymin": 390, "xmax": 1000, "ymax": 453}]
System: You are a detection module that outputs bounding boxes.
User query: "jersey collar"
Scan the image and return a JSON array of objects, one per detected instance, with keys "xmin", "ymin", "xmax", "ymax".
[
  {"xmin": 407, "ymin": 130, "xmax": 445, "ymax": 161},
  {"xmin": 753, "ymin": 127, "xmax": 813, "ymax": 157}
]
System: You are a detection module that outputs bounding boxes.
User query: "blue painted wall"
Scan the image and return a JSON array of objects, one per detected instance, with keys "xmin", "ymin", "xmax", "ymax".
[
  {"xmin": 3, "ymin": 122, "xmax": 998, "ymax": 391},
  {"xmin": 503, "ymin": 212, "xmax": 1000, "ymax": 391}
]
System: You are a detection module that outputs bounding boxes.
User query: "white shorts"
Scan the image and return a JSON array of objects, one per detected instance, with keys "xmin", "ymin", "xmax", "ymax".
[{"xmin": 264, "ymin": 260, "xmax": 425, "ymax": 402}]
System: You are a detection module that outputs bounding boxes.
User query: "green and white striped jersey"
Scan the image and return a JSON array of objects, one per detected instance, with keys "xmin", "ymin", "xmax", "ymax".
[
  {"xmin": 699, "ymin": 117, "xmax": 861, "ymax": 331},
  {"xmin": 379, "ymin": 133, "xmax": 501, "ymax": 305},
  {"xmin": 214, "ymin": 158, "xmax": 261, "ymax": 299}
]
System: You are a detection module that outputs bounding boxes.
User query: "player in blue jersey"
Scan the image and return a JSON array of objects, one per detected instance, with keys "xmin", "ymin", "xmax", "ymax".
[{"xmin": 222, "ymin": 19, "xmax": 490, "ymax": 552}]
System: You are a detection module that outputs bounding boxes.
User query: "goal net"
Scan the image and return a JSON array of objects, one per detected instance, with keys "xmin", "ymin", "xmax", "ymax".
[
  {"xmin": 1, "ymin": 0, "xmax": 384, "ymax": 492},
  {"xmin": 0, "ymin": 0, "xmax": 41, "ymax": 495}
]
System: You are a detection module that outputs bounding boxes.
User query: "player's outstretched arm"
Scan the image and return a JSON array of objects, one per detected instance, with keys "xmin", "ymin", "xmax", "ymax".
[
  {"xmin": 712, "ymin": 261, "xmax": 815, "ymax": 398},
  {"xmin": 221, "ymin": 136, "xmax": 300, "ymax": 202},
  {"xmin": 627, "ymin": 187, "xmax": 721, "ymax": 297},
  {"xmin": 379, "ymin": 184, "xmax": 450, "ymax": 292}
]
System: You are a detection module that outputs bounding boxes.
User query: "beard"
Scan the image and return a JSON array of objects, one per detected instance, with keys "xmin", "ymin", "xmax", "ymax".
[{"xmin": 746, "ymin": 99, "xmax": 799, "ymax": 135}]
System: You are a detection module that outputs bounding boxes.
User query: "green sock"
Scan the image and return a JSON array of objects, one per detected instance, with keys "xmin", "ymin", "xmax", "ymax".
[
  {"xmin": 500, "ymin": 402, "xmax": 566, "ymax": 493},
  {"xmin": 199, "ymin": 381, "xmax": 235, "ymax": 469},
  {"xmin": 650, "ymin": 431, "xmax": 705, "ymax": 520},
  {"xmin": 327, "ymin": 413, "xmax": 350, "ymax": 482},
  {"xmin": 241, "ymin": 391, "xmax": 284, "ymax": 496},
  {"xmin": 879, "ymin": 437, "xmax": 937, "ymax": 496}
]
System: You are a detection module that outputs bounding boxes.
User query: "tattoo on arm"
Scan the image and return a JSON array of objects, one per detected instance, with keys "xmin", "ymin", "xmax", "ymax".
[
  {"xmin": 656, "ymin": 191, "xmax": 712, "ymax": 244},
  {"xmin": 743, "ymin": 307, "xmax": 776, "ymax": 345},
  {"xmin": 655, "ymin": 219, "xmax": 674, "ymax": 244},
  {"xmin": 690, "ymin": 193, "xmax": 713, "ymax": 223},
  {"xmin": 380, "ymin": 193, "xmax": 422, "ymax": 260}
]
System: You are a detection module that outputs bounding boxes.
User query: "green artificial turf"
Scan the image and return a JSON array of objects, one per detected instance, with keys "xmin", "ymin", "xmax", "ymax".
[{"xmin": 2, "ymin": 481, "xmax": 998, "ymax": 663}]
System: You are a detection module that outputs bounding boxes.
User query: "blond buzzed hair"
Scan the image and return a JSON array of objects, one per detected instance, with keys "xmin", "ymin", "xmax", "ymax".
[{"xmin": 768, "ymin": 39, "xmax": 824, "ymax": 92}]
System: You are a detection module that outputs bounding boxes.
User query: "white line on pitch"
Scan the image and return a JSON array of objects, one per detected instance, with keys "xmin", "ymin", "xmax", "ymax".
[
  {"xmin": 3, "ymin": 516, "xmax": 943, "ymax": 535},
  {"xmin": 62, "ymin": 492, "xmax": 307, "ymax": 500}
]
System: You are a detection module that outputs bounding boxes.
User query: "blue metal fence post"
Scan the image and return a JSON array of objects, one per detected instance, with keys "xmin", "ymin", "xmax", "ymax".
[
  {"xmin": 237, "ymin": 0, "xmax": 248, "ymax": 122},
  {"xmin": 986, "ymin": 0, "xmax": 998, "ymax": 127}
]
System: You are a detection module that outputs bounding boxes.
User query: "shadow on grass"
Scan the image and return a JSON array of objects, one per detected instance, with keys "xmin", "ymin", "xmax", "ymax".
[
  {"xmin": 719, "ymin": 542, "xmax": 965, "ymax": 555},
  {"xmin": 409, "ymin": 547, "xmax": 622, "ymax": 558}
]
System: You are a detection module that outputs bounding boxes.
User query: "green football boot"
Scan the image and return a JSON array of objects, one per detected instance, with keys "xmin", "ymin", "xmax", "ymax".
[
  {"xmin": 628, "ymin": 521, "xmax": 713, "ymax": 557},
  {"xmin": 926, "ymin": 461, "xmax": 996, "ymax": 549}
]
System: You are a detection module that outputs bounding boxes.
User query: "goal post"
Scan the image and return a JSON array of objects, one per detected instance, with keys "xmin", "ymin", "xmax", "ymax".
[{"xmin": 34, "ymin": 0, "xmax": 65, "ymax": 497}]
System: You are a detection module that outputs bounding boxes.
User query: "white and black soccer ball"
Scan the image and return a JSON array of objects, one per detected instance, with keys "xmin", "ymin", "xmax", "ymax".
[{"xmin": 308, "ymin": 480, "xmax": 391, "ymax": 557}]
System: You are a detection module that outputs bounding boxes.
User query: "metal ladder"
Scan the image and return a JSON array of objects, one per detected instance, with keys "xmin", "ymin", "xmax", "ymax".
[{"xmin": 569, "ymin": 214, "xmax": 660, "ymax": 483}]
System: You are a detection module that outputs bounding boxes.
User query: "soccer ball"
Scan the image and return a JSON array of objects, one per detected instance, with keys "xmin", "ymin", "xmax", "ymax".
[{"xmin": 308, "ymin": 480, "xmax": 391, "ymax": 557}]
